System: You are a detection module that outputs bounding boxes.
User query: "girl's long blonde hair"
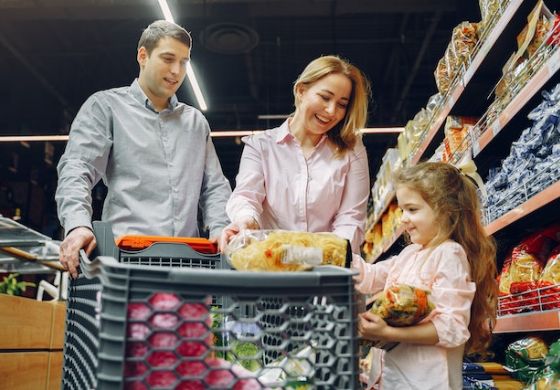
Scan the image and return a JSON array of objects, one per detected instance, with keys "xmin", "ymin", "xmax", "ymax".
[
  {"xmin": 293, "ymin": 55, "xmax": 371, "ymax": 157},
  {"xmin": 395, "ymin": 162, "xmax": 497, "ymax": 355}
]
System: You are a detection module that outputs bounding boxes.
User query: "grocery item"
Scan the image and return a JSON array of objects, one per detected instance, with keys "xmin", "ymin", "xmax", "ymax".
[
  {"xmin": 225, "ymin": 230, "xmax": 349, "ymax": 272},
  {"xmin": 505, "ymin": 336, "xmax": 548, "ymax": 383},
  {"xmin": 369, "ymin": 284, "xmax": 435, "ymax": 327},
  {"xmin": 526, "ymin": 338, "xmax": 560, "ymax": 389},
  {"xmin": 538, "ymin": 248, "xmax": 560, "ymax": 310}
]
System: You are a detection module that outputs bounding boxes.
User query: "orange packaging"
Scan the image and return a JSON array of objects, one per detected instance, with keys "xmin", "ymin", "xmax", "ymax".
[{"xmin": 116, "ymin": 235, "xmax": 218, "ymax": 254}]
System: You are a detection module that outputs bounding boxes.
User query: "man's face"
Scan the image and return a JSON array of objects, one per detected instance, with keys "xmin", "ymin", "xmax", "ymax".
[{"xmin": 137, "ymin": 36, "xmax": 190, "ymax": 104}]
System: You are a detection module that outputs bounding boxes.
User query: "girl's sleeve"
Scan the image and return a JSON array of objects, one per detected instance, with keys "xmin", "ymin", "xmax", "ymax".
[
  {"xmin": 351, "ymin": 253, "xmax": 394, "ymax": 295},
  {"xmin": 226, "ymin": 136, "xmax": 265, "ymax": 226},
  {"xmin": 429, "ymin": 243, "xmax": 476, "ymax": 348}
]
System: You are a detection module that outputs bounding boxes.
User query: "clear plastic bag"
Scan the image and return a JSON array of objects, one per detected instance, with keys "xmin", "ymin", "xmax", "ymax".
[{"xmin": 224, "ymin": 229, "xmax": 349, "ymax": 272}]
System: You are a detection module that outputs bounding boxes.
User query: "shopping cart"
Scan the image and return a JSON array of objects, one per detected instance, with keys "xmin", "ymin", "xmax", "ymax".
[{"xmin": 61, "ymin": 222, "xmax": 360, "ymax": 389}]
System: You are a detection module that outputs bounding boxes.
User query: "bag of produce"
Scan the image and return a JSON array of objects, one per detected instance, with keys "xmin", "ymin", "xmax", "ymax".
[
  {"xmin": 369, "ymin": 284, "xmax": 435, "ymax": 327},
  {"xmin": 224, "ymin": 229, "xmax": 350, "ymax": 272}
]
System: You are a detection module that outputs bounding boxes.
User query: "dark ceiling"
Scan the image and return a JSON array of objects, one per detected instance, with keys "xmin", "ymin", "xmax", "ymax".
[{"xmin": 0, "ymin": 0, "xmax": 482, "ymax": 235}]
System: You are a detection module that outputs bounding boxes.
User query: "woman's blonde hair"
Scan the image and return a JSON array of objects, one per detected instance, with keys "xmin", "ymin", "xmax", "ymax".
[
  {"xmin": 394, "ymin": 162, "xmax": 497, "ymax": 355},
  {"xmin": 293, "ymin": 55, "xmax": 371, "ymax": 156}
]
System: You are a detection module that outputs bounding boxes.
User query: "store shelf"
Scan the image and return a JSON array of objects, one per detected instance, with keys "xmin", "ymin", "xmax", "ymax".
[
  {"xmin": 370, "ymin": 225, "xmax": 405, "ymax": 263},
  {"xmin": 494, "ymin": 309, "xmax": 560, "ymax": 333},
  {"xmin": 473, "ymin": 48, "xmax": 560, "ymax": 157},
  {"xmin": 0, "ymin": 216, "xmax": 61, "ymax": 274},
  {"xmin": 485, "ymin": 180, "xmax": 560, "ymax": 236},
  {"xmin": 366, "ymin": 190, "xmax": 395, "ymax": 232},
  {"xmin": 410, "ymin": 0, "xmax": 535, "ymax": 164},
  {"xmin": 411, "ymin": 101, "xmax": 453, "ymax": 165}
]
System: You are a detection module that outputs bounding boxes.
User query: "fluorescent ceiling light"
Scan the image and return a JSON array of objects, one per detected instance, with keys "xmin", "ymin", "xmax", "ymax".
[
  {"xmin": 257, "ymin": 114, "xmax": 290, "ymax": 120},
  {"xmin": 211, "ymin": 130, "xmax": 263, "ymax": 137},
  {"xmin": 0, "ymin": 135, "xmax": 70, "ymax": 142},
  {"xmin": 157, "ymin": 0, "xmax": 208, "ymax": 111},
  {"xmin": 360, "ymin": 127, "xmax": 404, "ymax": 134},
  {"xmin": 157, "ymin": 0, "xmax": 174, "ymax": 23},
  {"xmin": 186, "ymin": 62, "xmax": 207, "ymax": 111}
]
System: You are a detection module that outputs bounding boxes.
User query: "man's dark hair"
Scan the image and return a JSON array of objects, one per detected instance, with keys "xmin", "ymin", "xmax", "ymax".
[{"xmin": 138, "ymin": 20, "xmax": 192, "ymax": 54}]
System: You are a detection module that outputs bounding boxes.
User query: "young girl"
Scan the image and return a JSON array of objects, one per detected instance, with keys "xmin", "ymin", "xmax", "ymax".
[{"xmin": 353, "ymin": 161, "xmax": 497, "ymax": 390}]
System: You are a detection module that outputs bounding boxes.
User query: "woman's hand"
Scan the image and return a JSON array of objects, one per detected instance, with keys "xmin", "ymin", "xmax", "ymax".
[
  {"xmin": 218, "ymin": 217, "xmax": 260, "ymax": 251},
  {"xmin": 358, "ymin": 311, "xmax": 390, "ymax": 342}
]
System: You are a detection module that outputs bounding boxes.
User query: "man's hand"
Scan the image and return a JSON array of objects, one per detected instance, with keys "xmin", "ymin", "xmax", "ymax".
[{"xmin": 59, "ymin": 227, "xmax": 96, "ymax": 279}]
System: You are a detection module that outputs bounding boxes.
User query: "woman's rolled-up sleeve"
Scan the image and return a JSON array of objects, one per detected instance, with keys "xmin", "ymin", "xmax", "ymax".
[{"xmin": 429, "ymin": 243, "xmax": 476, "ymax": 348}]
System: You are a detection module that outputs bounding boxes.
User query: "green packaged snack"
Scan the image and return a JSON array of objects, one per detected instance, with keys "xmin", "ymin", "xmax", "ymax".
[{"xmin": 505, "ymin": 336, "xmax": 548, "ymax": 383}]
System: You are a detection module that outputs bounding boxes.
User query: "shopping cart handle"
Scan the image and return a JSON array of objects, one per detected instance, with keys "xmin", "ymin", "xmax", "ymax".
[{"xmin": 79, "ymin": 249, "xmax": 91, "ymax": 266}]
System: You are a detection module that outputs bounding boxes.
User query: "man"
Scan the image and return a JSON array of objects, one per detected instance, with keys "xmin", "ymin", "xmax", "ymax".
[{"xmin": 56, "ymin": 20, "xmax": 231, "ymax": 278}]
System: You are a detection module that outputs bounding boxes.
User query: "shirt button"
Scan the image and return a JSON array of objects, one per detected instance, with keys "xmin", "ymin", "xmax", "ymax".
[{"xmin": 173, "ymin": 188, "xmax": 178, "ymax": 193}]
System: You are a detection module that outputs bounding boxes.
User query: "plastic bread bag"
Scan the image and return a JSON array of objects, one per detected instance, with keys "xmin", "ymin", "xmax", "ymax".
[
  {"xmin": 224, "ymin": 229, "xmax": 351, "ymax": 272},
  {"xmin": 368, "ymin": 284, "xmax": 435, "ymax": 327}
]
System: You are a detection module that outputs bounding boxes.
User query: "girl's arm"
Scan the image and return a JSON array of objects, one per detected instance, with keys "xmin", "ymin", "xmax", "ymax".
[
  {"xmin": 429, "ymin": 243, "xmax": 476, "ymax": 348},
  {"xmin": 352, "ymin": 253, "xmax": 395, "ymax": 296},
  {"xmin": 331, "ymin": 142, "xmax": 370, "ymax": 253},
  {"xmin": 359, "ymin": 312, "xmax": 439, "ymax": 345}
]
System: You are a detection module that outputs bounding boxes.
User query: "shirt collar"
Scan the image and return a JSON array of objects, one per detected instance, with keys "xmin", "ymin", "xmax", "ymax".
[
  {"xmin": 275, "ymin": 119, "xmax": 294, "ymax": 144},
  {"xmin": 129, "ymin": 79, "xmax": 178, "ymax": 112},
  {"xmin": 275, "ymin": 117, "xmax": 328, "ymax": 147}
]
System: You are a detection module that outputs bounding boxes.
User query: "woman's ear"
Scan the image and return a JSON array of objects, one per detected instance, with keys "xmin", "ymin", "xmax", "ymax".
[{"xmin": 294, "ymin": 83, "xmax": 306, "ymax": 104}]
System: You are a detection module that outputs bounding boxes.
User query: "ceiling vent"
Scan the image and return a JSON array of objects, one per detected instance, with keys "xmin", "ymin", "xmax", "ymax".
[{"xmin": 200, "ymin": 23, "xmax": 259, "ymax": 55}]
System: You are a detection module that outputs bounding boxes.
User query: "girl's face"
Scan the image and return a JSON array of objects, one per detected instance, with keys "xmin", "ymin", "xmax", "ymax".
[
  {"xmin": 396, "ymin": 185, "xmax": 440, "ymax": 248},
  {"xmin": 294, "ymin": 73, "xmax": 352, "ymax": 137}
]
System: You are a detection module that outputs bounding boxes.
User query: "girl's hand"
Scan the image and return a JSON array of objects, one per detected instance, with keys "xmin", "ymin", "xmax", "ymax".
[{"xmin": 358, "ymin": 311, "xmax": 390, "ymax": 341}]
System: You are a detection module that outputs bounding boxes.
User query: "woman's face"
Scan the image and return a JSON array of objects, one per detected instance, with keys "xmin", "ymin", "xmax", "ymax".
[{"xmin": 295, "ymin": 72, "xmax": 352, "ymax": 137}]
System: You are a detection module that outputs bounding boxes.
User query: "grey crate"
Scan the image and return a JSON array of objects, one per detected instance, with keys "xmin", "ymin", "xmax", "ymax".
[
  {"xmin": 72, "ymin": 254, "xmax": 359, "ymax": 389},
  {"xmin": 62, "ymin": 222, "xmax": 225, "ymax": 390}
]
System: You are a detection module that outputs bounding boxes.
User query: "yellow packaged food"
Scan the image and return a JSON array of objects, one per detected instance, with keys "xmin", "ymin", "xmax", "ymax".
[{"xmin": 225, "ymin": 230, "xmax": 349, "ymax": 272}]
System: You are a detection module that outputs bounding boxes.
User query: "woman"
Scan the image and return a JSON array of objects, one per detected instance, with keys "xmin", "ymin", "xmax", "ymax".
[{"xmin": 222, "ymin": 55, "xmax": 371, "ymax": 253}]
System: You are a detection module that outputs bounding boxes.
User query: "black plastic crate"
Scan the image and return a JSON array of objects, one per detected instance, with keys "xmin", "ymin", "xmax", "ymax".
[
  {"xmin": 62, "ymin": 222, "xmax": 225, "ymax": 390},
  {"xmin": 65, "ymin": 258, "xmax": 359, "ymax": 389}
]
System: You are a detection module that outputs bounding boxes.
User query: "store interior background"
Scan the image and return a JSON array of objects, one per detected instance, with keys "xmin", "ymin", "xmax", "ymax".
[{"xmin": 0, "ymin": 0, "xmax": 484, "ymax": 239}]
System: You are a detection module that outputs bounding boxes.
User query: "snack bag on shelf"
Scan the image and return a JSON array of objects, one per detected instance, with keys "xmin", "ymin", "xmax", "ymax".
[
  {"xmin": 224, "ymin": 230, "xmax": 350, "ymax": 272},
  {"xmin": 434, "ymin": 56, "xmax": 451, "ymax": 94},
  {"xmin": 450, "ymin": 22, "xmax": 479, "ymax": 67},
  {"xmin": 524, "ymin": 338, "xmax": 560, "ymax": 389},
  {"xmin": 515, "ymin": 0, "xmax": 554, "ymax": 59},
  {"xmin": 537, "ymin": 246, "xmax": 560, "ymax": 310},
  {"xmin": 506, "ymin": 250, "xmax": 543, "ymax": 313},
  {"xmin": 478, "ymin": 0, "xmax": 502, "ymax": 30},
  {"xmin": 369, "ymin": 284, "xmax": 435, "ymax": 327},
  {"xmin": 505, "ymin": 336, "xmax": 548, "ymax": 383},
  {"xmin": 443, "ymin": 116, "xmax": 478, "ymax": 159},
  {"xmin": 444, "ymin": 45, "xmax": 459, "ymax": 88},
  {"xmin": 514, "ymin": 224, "xmax": 560, "ymax": 262}
]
